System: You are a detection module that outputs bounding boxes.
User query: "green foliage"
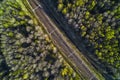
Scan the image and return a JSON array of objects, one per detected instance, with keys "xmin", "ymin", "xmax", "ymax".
[
  {"xmin": 75, "ymin": 0, "xmax": 84, "ymax": 6},
  {"xmin": 58, "ymin": 3, "xmax": 64, "ymax": 11},
  {"xmin": 23, "ymin": 73, "xmax": 29, "ymax": 79},
  {"xmin": 61, "ymin": 62, "xmax": 80, "ymax": 80},
  {"xmin": 105, "ymin": 29, "xmax": 115, "ymax": 40},
  {"xmin": 0, "ymin": 0, "xmax": 80, "ymax": 80},
  {"xmin": 57, "ymin": 0, "xmax": 120, "ymax": 79},
  {"xmin": 62, "ymin": 7, "xmax": 68, "ymax": 14}
]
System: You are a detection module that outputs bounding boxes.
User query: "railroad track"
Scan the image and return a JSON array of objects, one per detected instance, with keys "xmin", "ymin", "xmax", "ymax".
[{"xmin": 24, "ymin": 0, "xmax": 105, "ymax": 80}]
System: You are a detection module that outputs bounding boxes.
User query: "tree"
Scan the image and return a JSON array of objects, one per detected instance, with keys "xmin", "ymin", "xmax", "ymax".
[{"xmin": 58, "ymin": 3, "xmax": 64, "ymax": 11}]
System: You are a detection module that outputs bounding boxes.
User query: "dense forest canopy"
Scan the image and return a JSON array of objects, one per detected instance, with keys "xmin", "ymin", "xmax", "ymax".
[
  {"xmin": 0, "ymin": 0, "xmax": 80, "ymax": 80},
  {"xmin": 57, "ymin": 0, "xmax": 120, "ymax": 79}
]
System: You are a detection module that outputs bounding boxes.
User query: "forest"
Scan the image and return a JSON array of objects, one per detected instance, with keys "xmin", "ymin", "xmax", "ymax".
[
  {"xmin": 0, "ymin": 0, "xmax": 80, "ymax": 80},
  {"xmin": 57, "ymin": 0, "xmax": 120, "ymax": 79}
]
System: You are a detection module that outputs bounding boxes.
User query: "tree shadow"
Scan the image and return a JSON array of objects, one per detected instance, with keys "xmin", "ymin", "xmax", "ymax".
[{"xmin": 39, "ymin": 0, "xmax": 114, "ymax": 79}]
